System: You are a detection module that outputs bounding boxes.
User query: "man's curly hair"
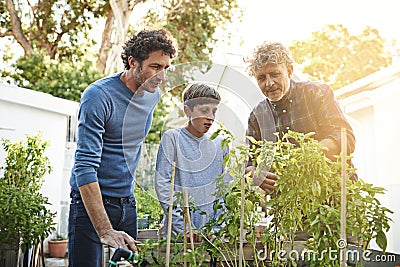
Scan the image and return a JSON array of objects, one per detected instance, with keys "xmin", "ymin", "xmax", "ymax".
[
  {"xmin": 121, "ymin": 29, "xmax": 178, "ymax": 70},
  {"xmin": 244, "ymin": 41, "xmax": 294, "ymax": 77}
]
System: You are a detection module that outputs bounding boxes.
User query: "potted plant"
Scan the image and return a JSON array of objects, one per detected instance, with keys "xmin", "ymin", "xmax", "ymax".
[
  {"xmin": 0, "ymin": 134, "xmax": 55, "ymax": 266},
  {"xmin": 48, "ymin": 233, "xmax": 68, "ymax": 258}
]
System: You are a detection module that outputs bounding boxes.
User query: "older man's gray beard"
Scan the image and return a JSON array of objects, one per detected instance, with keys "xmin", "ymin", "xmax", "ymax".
[{"xmin": 267, "ymin": 81, "xmax": 291, "ymax": 103}]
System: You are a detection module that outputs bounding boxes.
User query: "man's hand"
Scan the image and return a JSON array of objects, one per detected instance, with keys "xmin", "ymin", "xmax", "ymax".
[
  {"xmin": 99, "ymin": 228, "xmax": 138, "ymax": 253},
  {"xmin": 245, "ymin": 166, "xmax": 279, "ymax": 193},
  {"xmin": 320, "ymin": 138, "xmax": 340, "ymax": 161},
  {"xmin": 258, "ymin": 171, "xmax": 279, "ymax": 192}
]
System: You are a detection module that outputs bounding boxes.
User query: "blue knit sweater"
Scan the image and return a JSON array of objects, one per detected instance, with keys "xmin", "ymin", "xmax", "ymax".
[{"xmin": 70, "ymin": 72, "xmax": 161, "ymax": 197}]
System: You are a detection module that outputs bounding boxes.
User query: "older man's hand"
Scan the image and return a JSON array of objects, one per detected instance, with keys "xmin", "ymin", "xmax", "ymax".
[{"xmin": 245, "ymin": 166, "xmax": 279, "ymax": 193}]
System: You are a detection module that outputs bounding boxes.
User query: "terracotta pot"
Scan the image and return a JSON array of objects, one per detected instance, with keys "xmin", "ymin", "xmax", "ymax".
[{"xmin": 48, "ymin": 240, "xmax": 68, "ymax": 258}]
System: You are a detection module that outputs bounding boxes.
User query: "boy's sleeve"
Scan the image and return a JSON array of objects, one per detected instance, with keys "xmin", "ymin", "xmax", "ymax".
[{"xmin": 155, "ymin": 131, "xmax": 184, "ymax": 234}]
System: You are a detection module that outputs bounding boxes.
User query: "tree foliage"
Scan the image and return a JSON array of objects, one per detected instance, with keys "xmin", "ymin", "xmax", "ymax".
[
  {"xmin": 289, "ymin": 24, "xmax": 392, "ymax": 90},
  {"xmin": 4, "ymin": 53, "xmax": 102, "ymax": 102},
  {"xmin": 2, "ymin": 0, "xmax": 108, "ymax": 60},
  {"xmin": 146, "ymin": 0, "xmax": 240, "ymax": 64}
]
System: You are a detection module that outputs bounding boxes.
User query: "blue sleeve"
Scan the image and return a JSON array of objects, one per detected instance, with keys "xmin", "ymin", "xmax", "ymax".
[{"xmin": 73, "ymin": 86, "xmax": 111, "ymax": 187}]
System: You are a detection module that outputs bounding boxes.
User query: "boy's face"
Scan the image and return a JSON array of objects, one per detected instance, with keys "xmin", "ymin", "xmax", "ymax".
[{"xmin": 184, "ymin": 102, "xmax": 219, "ymax": 138}]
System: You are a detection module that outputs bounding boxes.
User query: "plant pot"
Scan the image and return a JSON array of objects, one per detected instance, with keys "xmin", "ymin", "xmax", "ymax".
[
  {"xmin": 0, "ymin": 236, "xmax": 21, "ymax": 267},
  {"xmin": 48, "ymin": 240, "xmax": 68, "ymax": 258}
]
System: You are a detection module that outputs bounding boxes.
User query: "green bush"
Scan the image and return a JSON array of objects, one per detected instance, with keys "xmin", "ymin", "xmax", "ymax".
[{"xmin": 0, "ymin": 134, "xmax": 55, "ymax": 250}]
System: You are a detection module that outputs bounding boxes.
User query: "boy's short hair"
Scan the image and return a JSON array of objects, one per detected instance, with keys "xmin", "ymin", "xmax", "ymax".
[{"xmin": 183, "ymin": 83, "xmax": 221, "ymax": 110}]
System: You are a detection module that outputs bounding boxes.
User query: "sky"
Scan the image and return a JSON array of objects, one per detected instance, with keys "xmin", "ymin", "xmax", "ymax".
[{"xmin": 212, "ymin": 0, "xmax": 400, "ymax": 65}]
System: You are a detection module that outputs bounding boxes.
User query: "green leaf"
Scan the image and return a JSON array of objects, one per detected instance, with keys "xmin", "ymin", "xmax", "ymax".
[
  {"xmin": 312, "ymin": 181, "xmax": 321, "ymax": 196},
  {"xmin": 246, "ymin": 136, "xmax": 258, "ymax": 145},
  {"xmin": 228, "ymin": 223, "xmax": 237, "ymax": 237},
  {"xmin": 375, "ymin": 231, "xmax": 387, "ymax": 252}
]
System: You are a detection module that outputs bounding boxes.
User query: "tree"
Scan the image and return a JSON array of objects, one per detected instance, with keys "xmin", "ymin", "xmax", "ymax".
[
  {"xmin": 289, "ymin": 24, "xmax": 392, "ymax": 90},
  {"xmin": 150, "ymin": 0, "xmax": 239, "ymax": 64},
  {"xmin": 97, "ymin": 0, "xmax": 145, "ymax": 73},
  {"xmin": 2, "ymin": 0, "xmax": 239, "ymax": 70},
  {"xmin": 2, "ymin": 0, "xmax": 108, "ymax": 60},
  {"xmin": 99, "ymin": 0, "xmax": 240, "ymax": 73}
]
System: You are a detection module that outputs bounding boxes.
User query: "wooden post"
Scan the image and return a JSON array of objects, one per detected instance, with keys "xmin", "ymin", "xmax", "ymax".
[
  {"xmin": 340, "ymin": 128, "xmax": 347, "ymax": 267},
  {"xmin": 239, "ymin": 174, "xmax": 245, "ymax": 267},
  {"xmin": 165, "ymin": 162, "xmax": 176, "ymax": 267},
  {"xmin": 183, "ymin": 189, "xmax": 188, "ymax": 267},
  {"xmin": 183, "ymin": 188, "xmax": 196, "ymax": 265}
]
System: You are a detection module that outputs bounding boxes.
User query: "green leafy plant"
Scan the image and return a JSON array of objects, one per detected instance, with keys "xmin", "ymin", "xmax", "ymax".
[
  {"xmin": 201, "ymin": 126, "xmax": 265, "ymax": 267},
  {"xmin": 133, "ymin": 129, "xmax": 392, "ymax": 266},
  {"xmin": 0, "ymin": 134, "xmax": 55, "ymax": 251},
  {"xmin": 134, "ymin": 185, "xmax": 163, "ymax": 229},
  {"xmin": 249, "ymin": 131, "xmax": 392, "ymax": 267},
  {"xmin": 202, "ymin": 129, "xmax": 392, "ymax": 266}
]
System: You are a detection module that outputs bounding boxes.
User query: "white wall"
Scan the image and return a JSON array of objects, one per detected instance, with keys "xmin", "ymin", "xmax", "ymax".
[{"xmin": 370, "ymin": 80, "xmax": 400, "ymax": 253}]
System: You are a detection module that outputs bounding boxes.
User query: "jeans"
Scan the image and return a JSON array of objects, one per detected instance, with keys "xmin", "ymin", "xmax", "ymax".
[{"xmin": 68, "ymin": 190, "xmax": 137, "ymax": 267}]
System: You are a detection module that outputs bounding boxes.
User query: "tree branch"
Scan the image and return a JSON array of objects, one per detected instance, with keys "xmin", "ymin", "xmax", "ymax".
[
  {"xmin": 5, "ymin": 0, "xmax": 33, "ymax": 56},
  {"xmin": 0, "ymin": 30, "xmax": 13, "ymax": 37},
  {"xmin": 97, "ymin": 8, "xmax": 114, "ymax": 73},
  {"xmin": 165, "ymin": 0, "xmax": 184, "ymax": 20}
]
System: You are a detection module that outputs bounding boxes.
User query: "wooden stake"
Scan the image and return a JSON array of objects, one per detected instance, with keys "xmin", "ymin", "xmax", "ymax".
[
  {"xmin": 340, "ymin": 128, "xmax": 347, "ymax": 267},
  {"xmin": 165, "ymin": 162, "xmax": 176, "ymax": 267},
  {"xmin": 183, "ymin": 188, "xmax": 196, "ymax": 265},
  {"xmin": 157, "ymin": 224, "xmax": 162, "ymax": 260},
  {"xmin": 183, "ymin": 207, "xmax": 188, "ymax": 267},
  {"xmin": 239, "ymin": 174, "xmax": 245, "ymax": 267}
]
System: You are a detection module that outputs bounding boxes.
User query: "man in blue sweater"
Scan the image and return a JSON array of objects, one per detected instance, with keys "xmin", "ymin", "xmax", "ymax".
[{"xmin": 68, "ymin": 29, "xmax": 178, "ymax": 266}]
